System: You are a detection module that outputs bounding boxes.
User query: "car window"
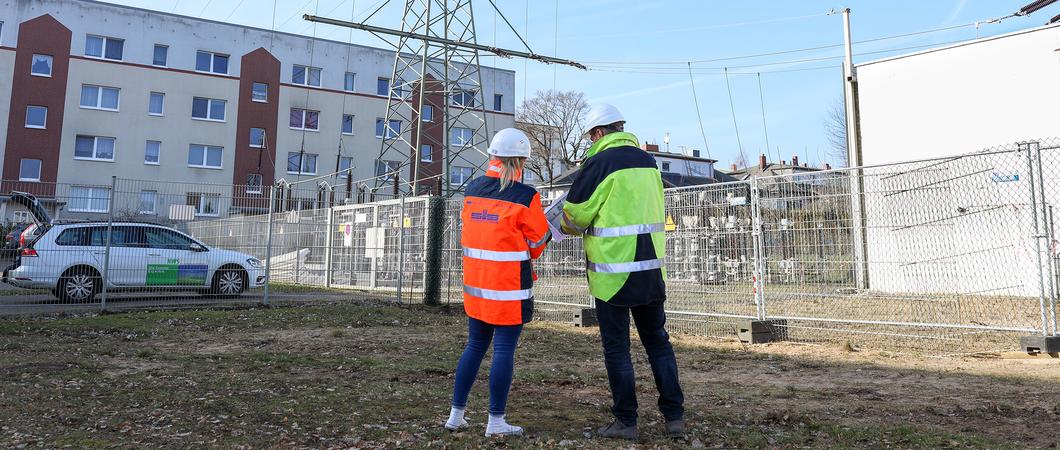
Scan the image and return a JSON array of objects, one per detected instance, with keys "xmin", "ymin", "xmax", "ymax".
[
  {"xmin": 145, "ymin": 227, "xmax": 195, "ymax": 250},
  {"xmin": 117, "ymin": 226, "xmax": 147, "ymax": 248},
  {"xmin": 88, "ymin": 227, "xmax": 109, "ymax": 246},
  {"xmin": 56, "ymin": 227, "xmax": 91, "ymax": 246}
]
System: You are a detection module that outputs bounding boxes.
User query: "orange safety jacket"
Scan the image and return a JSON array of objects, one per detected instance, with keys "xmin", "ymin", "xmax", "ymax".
[{"xmin": 461, "ymin": 160, "xmax": 551, "ymax": 326}]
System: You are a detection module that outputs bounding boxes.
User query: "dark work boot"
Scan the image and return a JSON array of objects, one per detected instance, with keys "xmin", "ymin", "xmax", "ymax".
[
  {"xmin": 665, "ymin": 419, "xmax": 686, "ymax": 438},
  {"xmin": 597, "ymin": 420, "xmax": 638, "ymax": 440}
]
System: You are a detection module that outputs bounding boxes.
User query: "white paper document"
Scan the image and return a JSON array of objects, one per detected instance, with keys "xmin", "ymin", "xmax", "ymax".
[{"xmin": 543, "ymin": 193, "xmax": 569, "ymax": 243}]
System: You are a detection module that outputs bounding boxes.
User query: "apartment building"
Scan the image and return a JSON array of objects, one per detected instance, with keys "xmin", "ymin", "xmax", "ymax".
[{"xmin": 0, "ymin": 0, "xmax": 515, "ymax": 220}]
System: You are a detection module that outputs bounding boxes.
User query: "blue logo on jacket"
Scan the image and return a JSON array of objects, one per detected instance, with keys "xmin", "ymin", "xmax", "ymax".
[{"xmin": 471, "ymin": 209, "xmax": 500, "ymax": 223}]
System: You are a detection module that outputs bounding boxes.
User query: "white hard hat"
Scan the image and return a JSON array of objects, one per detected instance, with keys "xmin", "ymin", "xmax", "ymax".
[
  {"xmin": 488, "ymin": 128, "xmax": 531, "ymax": 158},
  {"xmin": 584, "ymin": 103, "xmax": 625, "ymax": 133}
]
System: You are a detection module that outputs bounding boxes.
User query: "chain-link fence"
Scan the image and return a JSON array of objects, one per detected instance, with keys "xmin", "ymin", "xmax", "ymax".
[
  {"xmin": 436, "ymin": 139, "xmax": 1060, "ymax": 351},
  {"xmin": 2, "ymin": 140, "xmax": 1057, "ymax": 352}
]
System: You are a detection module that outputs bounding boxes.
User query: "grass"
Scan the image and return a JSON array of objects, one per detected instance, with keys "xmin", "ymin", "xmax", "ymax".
[{"xmin": 0, "ymin": 298, "xmax": 1057, "ymax": 449}]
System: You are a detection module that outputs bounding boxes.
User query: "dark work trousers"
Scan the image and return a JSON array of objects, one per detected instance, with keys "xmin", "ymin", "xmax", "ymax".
[{"xmin": 595, "ymin": 298, "xmax": 685, "ymax": 426}]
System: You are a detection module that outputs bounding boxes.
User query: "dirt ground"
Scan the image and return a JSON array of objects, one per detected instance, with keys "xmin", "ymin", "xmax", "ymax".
[{"xmin": 0, "ymin": 297, "xmax": 1058, "ymax": 449}]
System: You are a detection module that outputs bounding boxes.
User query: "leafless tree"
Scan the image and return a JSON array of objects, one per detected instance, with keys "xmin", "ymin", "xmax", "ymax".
[
  {"xmin": 824, "ymin": 98, "xmax": 849, "ymax": 167},
  {"xmin": 515, "ymin": 90, "xmax": 591, "ymax": 185}
]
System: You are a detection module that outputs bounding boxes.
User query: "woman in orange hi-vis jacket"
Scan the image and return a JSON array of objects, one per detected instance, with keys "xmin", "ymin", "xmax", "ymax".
[{"xmin": 444, "ymin": 128, "xmax": 550, "ymax": 437}]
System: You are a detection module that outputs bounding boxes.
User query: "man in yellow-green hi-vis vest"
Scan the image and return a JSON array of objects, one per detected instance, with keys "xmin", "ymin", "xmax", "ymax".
[{"xmin": 561, "ymin": 103, "xmax": 685, "ymax": 441}]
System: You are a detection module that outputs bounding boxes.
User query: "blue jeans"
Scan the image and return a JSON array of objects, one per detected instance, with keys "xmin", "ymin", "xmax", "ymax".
[
  {"xmin": 596, "ymin": 298, "xmax": 684, "ymax": 426},
  {"xmin": 451, "ymin": 317, "xmax": 524, "ymax": 416}
]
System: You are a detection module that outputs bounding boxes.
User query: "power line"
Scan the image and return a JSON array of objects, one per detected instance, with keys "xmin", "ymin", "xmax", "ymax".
[
  {"xmin": 723, "ymin": 68, "xmax": 744, "ymax": 160},
  {"xmin": 277, "ymin": 0, "xmax": 317, "ymax": 29},
  {"xmin": 198, "ymin": 0, "xmax": 216, "ymax": 17},
  {"xmin": 580, "ymin": 21, "xmax": 979, "ymax": 66},
  {"xmin": 586, "ymin": 38, "xmax": 975, "ymax": 75},
  {"xmin": 687, "ymin": 62, "xmax": 712, "ymax": 159},
  {"xmin": 223, "ymin": 0, "xmax": 248, "ymax": 21},
  {"xmin": 757, "ymin": 72, "xmax": 773, "ymax": 163}
]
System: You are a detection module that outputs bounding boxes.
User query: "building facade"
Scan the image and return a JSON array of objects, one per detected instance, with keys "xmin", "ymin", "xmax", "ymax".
[{"xmin": 0, "ymin": 0, "xmax": 515, "ymax": 221}]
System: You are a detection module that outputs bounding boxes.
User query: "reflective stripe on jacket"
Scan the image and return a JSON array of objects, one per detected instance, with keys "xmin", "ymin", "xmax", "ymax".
[
  {"xmin": 561, "ymin": 132, "xmax": 666, "ymax": 306},
  {"xmin": 462, "ymin": 160, "xmax": 550, "ymax": 325}
]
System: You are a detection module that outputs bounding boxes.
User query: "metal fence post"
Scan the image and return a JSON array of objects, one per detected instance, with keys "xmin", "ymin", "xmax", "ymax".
[
  {"xmin": 262, "ymin": 185, "xmax": 276, "ymax": 306},
  {"xmin": 100, "ymin": 176, "xmax": 117, "ymax": 312},
  {"xmin": 396, "ymin": 195, "xmax": 406, "ymax": 304},
  {"xmin": 1034, "ymin": 141, "xmax": 1060, "ymax": 334},
  {"xmin": 324, "ymin": 205, "xmax": 334, "ymax": 288},
  {"xmin": 749, "ymin": 178, "xmax": 767, "ymax": 320},
  {"xmin": 423, "ymin": 196, "xmax": 444, "ymax": 306},
  {"xmin": 1024, "ymin": 143, "xmax": 1050, "ymax": 336}
]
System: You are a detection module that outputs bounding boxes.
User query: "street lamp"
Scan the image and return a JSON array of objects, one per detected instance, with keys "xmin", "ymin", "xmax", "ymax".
[{"xmin": 663, "ymin": 132, "xmax": 671, "ymax": 152}]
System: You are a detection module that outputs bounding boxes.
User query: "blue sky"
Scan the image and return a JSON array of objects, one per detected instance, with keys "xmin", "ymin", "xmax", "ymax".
[{"xmin": 106, "ymin": 0, "xmax": 1050, "ymax": 167}]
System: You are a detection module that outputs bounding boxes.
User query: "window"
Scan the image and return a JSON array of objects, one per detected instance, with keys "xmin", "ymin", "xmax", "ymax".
[
  {"xmin": 342, "ymin": 114, "xmax": 354, "ymax": 135},
  {"xmin": 289, "ymin": 108, "xmax": 320, "ymax": 130},
  {"xmin": 344, "ymin": 72, "xmax": 356, "ymax": 91},
  {"xmin": 144, "ymin": 141, "xmax": 161, "ymax": 165},
  {"xmin": 452, "ymin": 89, "xmax": 476, "ymax": 107},
  {"xmin": 338, "ymin": 157, "xmax": 353, "ymax": 177},
  {"xmin": 251, "ymin": 82, "xmax": 268, "ymax": 102},
  {"xmin": 249, "ymin": 128, "xmax": 266, "ymax": 148},
  {"xmin": 153, "ymin": 44, "xmax": 168, "ymax": 66},
  {"xmin": 246, "ymin": 174, "xmax": 263, "ymax": 194},
  {"xmin": 80, "ymin": 85, "xmax": 120, "ymax": 111},
  {"xmin": 451, "ymin": 127, "xmax": 474, "ymax": 147},
  {"xmin": 74, "ymin": 135, "xmax": 115, "ymax": 161},
  {"xmin": 188, "ymin": 144, "xmax": 223, "ymax": 169},
  {"xmin": 19, "ymin": 159, "xmax": 41, "ymax": 182},
  {"xmin": 139, "ymin": 191, "xmax": 157, "ymax": 214},
  {"xmin": 494, "ymin": 94, "xmax": 503, "ymax": 111},
  {"xmin": 186, "ymin": 193, "xmax": 220, "ymax": 217},
  {"xmin": 287, "ymin": 152, "xmax": 318, "ymax": 175},
  {"xmin": 195, "ymin": 51, "xmax": 229, "ymax": 74},
  {"xmin": 30, "ymin": 54, "xmax": 52, "ymax": 77},
  {"xmin": 375, "ymin": 160, "xmax": 399, "ymax": 180},
  {"xmin": 85, "ymin": 35, "xmax": 123, "ymax": 60},
  {"xmin": 449, "ymin": 166, "xmax": 474, "ymax": 185},
  {"xmin": 25, "ymin": 106, "xmax": 47, "ymax": 129},
  {"xmin": 148, "ymin": 92, "xmax": 165, "ymax": 116},
  {"xmin": 69, "ymin": 186, "xmax": 110, "ymax": 213},
  {"xmin": 422, "ymin": 104, "xmax": 434, "ymax": 122},
  {"xmin": 420, "ymin": 145, "xmax": 433, "ymax": 163},
  {"xmin": 375, "ymin": 118, "xmax": 401, "ymax": 139},
  {"xmin": 292, "ymin": 65, "xmax": 322, "ymax": 87},
  {"xmin": 145, "ymin": 227, "xmax": 197, "ymax": 249},
  {"xmin": 12, "ymin": 211, "xmax": 32, "ymax": 224},
  {"xmin": 377, "ymin": 77, "xmax": 390, "ymax": 96},
  {"xmin": 661, "ymin": 161, "xmax": 671, "ymax": 172},
  {"xmin": 192, "ymin": 97, "xmax": 226, "ymax": 121}
]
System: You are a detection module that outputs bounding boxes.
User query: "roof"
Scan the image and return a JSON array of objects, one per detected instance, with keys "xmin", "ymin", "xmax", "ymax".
[
  {"xmin": 649, "ymin": 151, "xmax": 718, "ymax": 164},
  {"xmin": 723, "ymin": 162, "xmax": 822, "ymax": 180},
  {"xmin": 539, "ymin": 166, "xmax": 737, "ymax": 190}
]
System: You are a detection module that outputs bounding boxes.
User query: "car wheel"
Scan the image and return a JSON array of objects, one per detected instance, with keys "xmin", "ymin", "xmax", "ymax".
[
  {"xmin": 211, "ymin": 267, "xmax": 246, "ymax": 297},
  {"xmin": 57, "ymin": 267, "xmax": 100, "ymax": 302}
]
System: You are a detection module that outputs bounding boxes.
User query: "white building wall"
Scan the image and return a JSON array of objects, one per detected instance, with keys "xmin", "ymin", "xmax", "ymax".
[
  {"xmin": 857, "ymin": 24, "xmax": 1060, "ymax": 165},
  {"xmin": 855, "ymin": 25, "xmax": 1060, "ymax": 301},
  {"xmin": 58, "ymin": 58, "xmax": 240, "ymax": 187}
]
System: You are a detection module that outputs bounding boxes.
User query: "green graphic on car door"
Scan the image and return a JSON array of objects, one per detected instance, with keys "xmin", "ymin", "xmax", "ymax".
[{"xmin": 146, "ymin": 259, "xmax": 208, "ymax": 285}]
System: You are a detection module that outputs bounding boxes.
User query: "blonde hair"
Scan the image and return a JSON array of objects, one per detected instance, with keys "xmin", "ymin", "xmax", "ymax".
[{"xmin": 496, "ymin": 156, "xmax": 526, "ymax": 191}]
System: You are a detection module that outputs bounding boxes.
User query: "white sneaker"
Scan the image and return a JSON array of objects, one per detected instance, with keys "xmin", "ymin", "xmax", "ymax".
[
  {"xmin": 444, "ymin": 417, "xmax": 468, "ymax": 432},
  {"xmin": 485, "ymin": 415, "xmax": 524, "ymax": 437}
]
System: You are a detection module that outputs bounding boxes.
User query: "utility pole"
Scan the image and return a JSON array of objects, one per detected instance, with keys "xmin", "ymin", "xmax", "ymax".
[{"xmin": 841, "ymin": 8, "xmax": 870, "ymax": 290}]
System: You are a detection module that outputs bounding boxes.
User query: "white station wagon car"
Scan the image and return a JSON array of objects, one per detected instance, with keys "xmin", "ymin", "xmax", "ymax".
[{"xmin": 2, "ymin": 192, "xmax": 265, "ymax": 302}]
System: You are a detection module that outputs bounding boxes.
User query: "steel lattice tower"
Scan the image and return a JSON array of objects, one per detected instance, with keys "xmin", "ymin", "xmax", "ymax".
[{"xmin": 374, "ymin": 0, "xmax": 490, "ymax": 197}]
